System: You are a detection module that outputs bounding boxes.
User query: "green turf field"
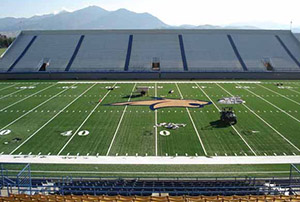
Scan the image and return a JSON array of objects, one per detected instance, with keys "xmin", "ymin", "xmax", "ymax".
[
  {"xmin": 0, "ymin": 48, "xmax": 6, "ymax": 55},
  {"xmin": 0, "ymin": 80, "xmax": 300, "ymax": 157}
]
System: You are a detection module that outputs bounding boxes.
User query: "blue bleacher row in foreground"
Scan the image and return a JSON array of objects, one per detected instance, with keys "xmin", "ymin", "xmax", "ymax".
[
  {"xmin": 1, "ymin": 177, "xmax": 298, "ymax": 196},
  {"xmin": 1, "ymin": 29, "xmax": 300, "ymax": 73}
]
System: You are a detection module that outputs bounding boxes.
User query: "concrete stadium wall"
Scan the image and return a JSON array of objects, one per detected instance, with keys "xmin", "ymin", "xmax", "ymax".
[{"xmin": 1, "ymin": 72, "xmax": 300, "ymax": 80}]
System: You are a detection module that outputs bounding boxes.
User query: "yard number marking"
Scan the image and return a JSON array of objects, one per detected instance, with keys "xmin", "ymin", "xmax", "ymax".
[
  {"xmin": 60, "ymin": 130, "xmax": 89, "ymax": 137},
  {"xmin": 0, "ymin": 129, "xmax": 11, "ymax": 136}
]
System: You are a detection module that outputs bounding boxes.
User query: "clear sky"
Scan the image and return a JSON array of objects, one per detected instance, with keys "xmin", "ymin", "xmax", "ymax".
[{"xmin": 1, "ymin": 0, "xmax": 299, "ymax": 28}]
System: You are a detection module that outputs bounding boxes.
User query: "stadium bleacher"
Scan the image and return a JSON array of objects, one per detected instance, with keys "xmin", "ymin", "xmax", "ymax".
[
  {"xmin": 1, "ymin": 30, "xmax": 300, "ymax": 74},
  {"xmin": 1, "ymin": 194, "xmax": 300, "ymax": 202},
  {"xmin": 2, "ymin": 176, "xmax": 299, "ymax": 197}
]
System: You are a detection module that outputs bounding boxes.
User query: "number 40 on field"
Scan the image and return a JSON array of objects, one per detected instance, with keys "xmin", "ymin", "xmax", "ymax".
[{"xmin": 60, "ymin": 130, "xmax": 89, "ymax": 137}]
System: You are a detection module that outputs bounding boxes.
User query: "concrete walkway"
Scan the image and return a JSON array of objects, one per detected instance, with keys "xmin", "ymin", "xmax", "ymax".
[{"xmin": 0, "ymin": 155, "xmax": 299, "ymax": 165}]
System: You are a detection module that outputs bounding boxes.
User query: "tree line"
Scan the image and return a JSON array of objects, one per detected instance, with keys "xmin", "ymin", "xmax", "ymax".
[{"xmin": 0, "ymin": 35, "xmax": 15, "ymax": 48}]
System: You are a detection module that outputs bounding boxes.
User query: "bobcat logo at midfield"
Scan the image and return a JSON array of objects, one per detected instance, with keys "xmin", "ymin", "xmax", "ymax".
[{"xmin": 110, "ymin": 98, "xmax": 211, "ymax": 110}]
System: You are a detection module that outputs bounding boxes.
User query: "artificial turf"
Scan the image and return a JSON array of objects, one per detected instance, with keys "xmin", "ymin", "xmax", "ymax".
[{"xmin": 0, "ymin": 81, "xmax": 300, "ymax": 157}]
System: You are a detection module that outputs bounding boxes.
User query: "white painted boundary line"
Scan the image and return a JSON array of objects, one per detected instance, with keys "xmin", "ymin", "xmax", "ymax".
[
  {"xmin": 106, "ymin": 83, "xmax": 137, "ymax": 156},
  {"xmin": 216, "ymin": 83, "xmax": 300, "ymax": 153},
  {"xmin": 287, "ymin": 87, "xmax": 300, "ymax": 95},
  {"xmin": 242, "ymin": 85, "xmax": 300, "ymax": 124},
  {"xmin": 10, "ymin": 84, "xmax": 97, "ymax": 155},
  {"xmin": 58, "ymin": 83, "xmax": 117, "ymax": 155},
  {"xmin": 0, "ymin": 88, "xmax": 25, "ymax": 101},
  {"xmin": 257, "ymin": 84, "xmax": 300, "ymax": 106},
  {"xmin": 0, "ymin": 84, "xmax": 17, "ymax": 92},
  {"xmin": 0, "ymin": 84, "xmax": 76, "ymax": 132},
  {"xmin": 5, "ymin": 170, "xmax": 290, "ymax": 175},
  {"xmin": 195, "ymin": 83, "xmax": 257, "ymax": 156},
  {"xmin": 59, "ymin": 81, "xmax": 262, "ymax": 84},
  {"xmin": 0, "ymin": 83, "xmax": 57, "ymax": 112},
  {"xmin": 155, "ymin": 83, "xmax": 158, "ymax": 156},
  {"xmin": 1, "ymin": 155, "xmax": 300, "ymax": 165},
  {"xmin": 175, "ymin": 83, "xmax": 208, "ymax": 156}
]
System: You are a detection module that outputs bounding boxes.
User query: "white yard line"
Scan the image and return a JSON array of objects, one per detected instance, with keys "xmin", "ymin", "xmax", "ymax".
[
  {"xmin": 0, "ymin": 83, "xmax": 57, "ymax": 112},
  {"xmin": 9, "ymin": 84, "xmax": 97, "ymax": 155},
  {"xmin": 59, "ymin": 81, "xmax": 262, "ymax": 84},
  {"xmin": 106, "ymin": 83, "xmax": 137, "ymax": 156},
  {"xmin": 287, "ymin": 87, "xmax": 300, "ymax": 95},
  {"xmin": 241, "ymin": 85, "xmax": 300, "ymax": 124},
  {"xmin": 216, "ymin": 83, "xmax": 300, "ymax": 153},
  {"xmin": 175, "ymin": 83, "xmax": 208, "ymax": 156},
  {"xmin": 0, "ymin": 88, "xmax": 25, "ymax": 101},
  {"xmin": 1, "ymin": 154, "xmax": 300, "ymax": 165},
  {"xmin": 257, "ymin": 84, "xmax": 300, "ymax": 106},
  {"xmin": 0, "ymin": 84, "xmax": 76, "ymax": 132},
  {"xmin": 58, "ymin": 83, "xmax": 117, "ymax": 156},
  {"xmin": 0, "ymin": 84, "xmax": 17, "ymax": 92},
  {"xmin": 195, "ymin": 83, "xmax": 257, "ymax": 156},
  {"xmin": 155, "ymin": 83, "xmax": 158, "ymax": 156}
]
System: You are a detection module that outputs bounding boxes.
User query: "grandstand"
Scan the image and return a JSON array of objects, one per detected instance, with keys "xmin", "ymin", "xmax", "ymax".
[
  {"xmin": 1, "ymin": 29, "xmax": 300, "ymax": 79},
  {"xmin": 1, "ymin": 29, "xmax": 300, "ymax": 198}
]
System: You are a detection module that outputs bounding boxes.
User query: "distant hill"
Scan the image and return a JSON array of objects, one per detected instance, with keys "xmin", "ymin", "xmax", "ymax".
[
  {"xmin": 0, "ymin": 6, "xmax": 167, "ymax": 31},
  {"xmin": 2, "ymin": 5, "xmax": 300, "ymax": 38}
]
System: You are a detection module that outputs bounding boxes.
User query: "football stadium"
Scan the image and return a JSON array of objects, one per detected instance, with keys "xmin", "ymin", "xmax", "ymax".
[{"xmin": 1, "ymin": 28, "xmax": 300, "ymax": 199}]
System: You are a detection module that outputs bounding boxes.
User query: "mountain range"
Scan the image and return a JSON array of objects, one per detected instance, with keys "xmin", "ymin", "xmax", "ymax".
[{"xmin": 0, "ymin": 6, "xmax": 299, "ymax": 37}]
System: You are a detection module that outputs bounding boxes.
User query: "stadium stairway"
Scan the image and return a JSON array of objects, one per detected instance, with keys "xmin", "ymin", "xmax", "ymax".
[{"xmin": 275, "ymin": 35, "xmax": 300, "ymax": 69}]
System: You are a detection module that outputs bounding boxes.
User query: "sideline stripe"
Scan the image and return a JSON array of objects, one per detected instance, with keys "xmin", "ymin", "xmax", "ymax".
[
  {"xmin": 257, "ymin": 84, "xmax": 300, "ymax": 106},
  {"xmin": 0, "ymin": 84, "xmax": 76, "ymax": 132},
  {"xmin": 58, "ymin": 83, "xmax": 117, "ymax": 155},
  {"xmin": 196, "ymin": 83, "xmax": 257, "ymax": 156},
  {"xmin": 155, "ymin": 83, "xmax": 158, "ymax": 156},
  {"xmin": 0, "ymin": 88, "xmax": 25, "ymax": 101},
  {"xmin": 5, "ymin": 170, "xmax": 290, "ymax": 175},
  {"xmin": 10, "ymin": 84, "xmax": 97, "ymax": 155},
  {"xmin": 0, "ymin": 84, "xmax": 17, "ymax": 92},
  {"xmin": 59, "ymin": 81, "xmax": 262, "ymax": 84},
  {"xmin": 242, "ymin": 86, "xmax": 300, "ymax": 124},
  {"xmin": 0, "ymin": 83, "xmax": 57, "ymax": 112},
  {"xmin": 175, "ymin": 83, "xmax": 207, "ymax": 156},
  {"xmin": 216, "ymin": 83, "xmax": 300, "ymax": 153},
  {"xmin": 106, "ymin": 83, "xmax": 137, "ymax": 156}
]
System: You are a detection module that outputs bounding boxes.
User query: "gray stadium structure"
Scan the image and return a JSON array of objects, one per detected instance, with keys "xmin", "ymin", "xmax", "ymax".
[{"xmin": 1, "ymin": 29, "xmax": 300, "ymax": 79}]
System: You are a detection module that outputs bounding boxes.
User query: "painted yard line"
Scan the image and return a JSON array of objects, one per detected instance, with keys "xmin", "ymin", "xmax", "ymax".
[
  {"xmin": 195, "ymin": 83, "xmax": 257, "ymax": 156},
  {"xmin": 58, "ymin": 83, "xmax": 117, "ymax": 155},
  {"xmin": 0, "ymin": 88, "xmax": 25, "ymax": 100},
  {"xmin": 175, "ymin": 83, "xmax": 207, "ymax": 156},
  {"xmin": 241, "ymin": 85, "xmax": 300, "ymax": 124},
  {"xmin": 9, "ymin": 84, "xmax": 97, "ymax": 155},
  {"xmin": 155, "ymin": 83, "xmax": 158, "ymax": 156},
  {"xmin": 0, "ymin": 83, "xmax": 17, "ymax": 92},
  {"xmin": 0, "ymin": 83, "xmax": 57, "ymax": 112},
  {"xmin": 216, "ymin": 83, "xmax": 300, "ymax": 153},
  {"xmin": 106, "ymin": 83, "xmax": 137, "ymax": 156},
  {"xmin": 5, "ymin": 170, "xmax": 290, "ymax": 175},
  {"xmin": 287, "ymin": 87, "xmax": 300, "ymax": 95},
  {"xmin": 257, "ymin": 84, "xmax": 300, "ymax": 106},
  {"xmin": 0, "ymin": 84, "xmax": 76, "ymax": 132}
]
